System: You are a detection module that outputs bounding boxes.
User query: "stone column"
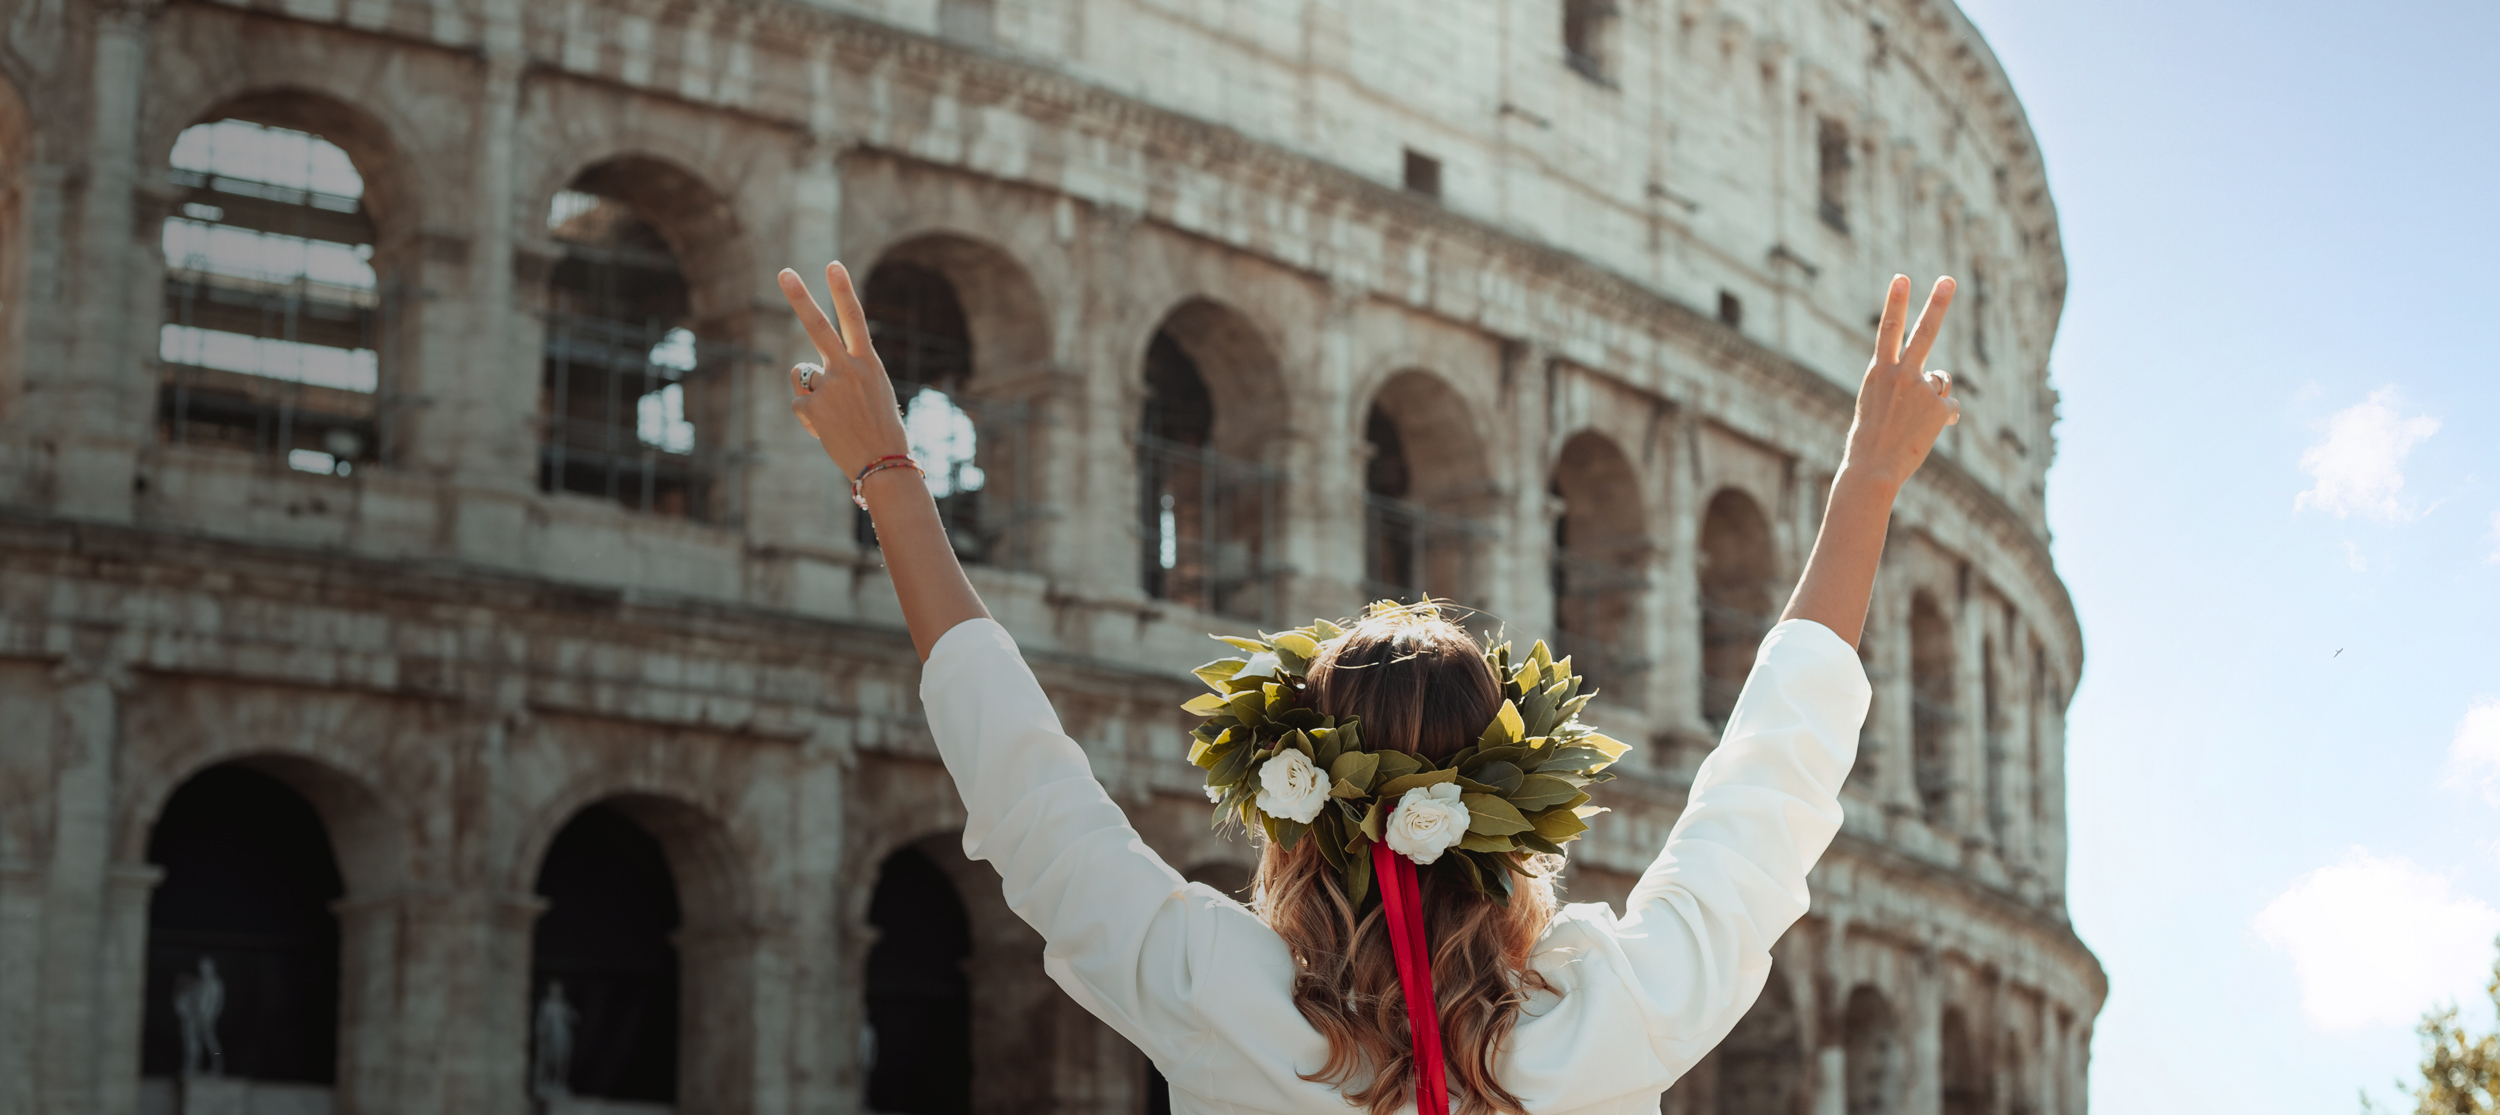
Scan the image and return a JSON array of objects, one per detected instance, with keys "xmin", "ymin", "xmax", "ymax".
[
  {"xmin": 44, "ymin": 0, "xmax": 162, "ymax": 523},
  {"xmin": 1284, "ymin": 274, "xmax": 1368, "ymax": 616},
  {"xmin": 743, "ymin": 135, "xmax": 861, "ymax": 564},
  {"xmin": 1656, "ymin": 410, "xmax": 1704, "ymax": 753},
  {"xmin": 30, "ymin": 655, "xmax": 129, "ymax": 1115},
  {"xmin": 1906, "ymin": 944, "xmax": 1943, "ymax": 1115},
  {"xmin": 329, "ymin": 891, "xmax": 408, "ymax": 1115},
  {"xmin": 439, "ymin": 33, "xmax": 540, "ymax": 566}
]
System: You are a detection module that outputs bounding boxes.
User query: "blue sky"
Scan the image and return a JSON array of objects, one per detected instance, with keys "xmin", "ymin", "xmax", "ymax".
[{"xmin": 1954, "ymin": 0, "xmax": 2500, "ymax": 1108}]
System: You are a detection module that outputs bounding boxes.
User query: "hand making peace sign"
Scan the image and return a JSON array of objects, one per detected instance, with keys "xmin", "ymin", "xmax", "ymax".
[
  {"xmin": 778, "ymin": 262, "xmax": 913, "ymax": 480},
  {"xmin": 1845, "ymin": 274, "xmax": 1960, "ymax": 488}
]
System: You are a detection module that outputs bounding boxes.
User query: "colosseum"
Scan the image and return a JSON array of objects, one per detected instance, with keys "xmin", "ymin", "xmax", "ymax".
[{"xmin": 0, "ymin": 0, "xmax": 2102, "ymax": 1111}]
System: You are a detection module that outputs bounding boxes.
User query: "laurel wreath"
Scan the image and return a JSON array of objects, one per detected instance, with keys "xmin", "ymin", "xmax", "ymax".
[{"xmin": 1185, "ymin": 602, "xmax": 1630, "ymax": 905}]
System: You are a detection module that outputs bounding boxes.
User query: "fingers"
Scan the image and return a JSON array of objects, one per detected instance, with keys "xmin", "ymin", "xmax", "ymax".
[
  {"xmin": 1874, "ymin": 275, "xmax": 1911, "ymax": 362},
  {"xmin": 1926, "ymin": 369, "xmax": 1953, "ymax": 398},
  {"xmin": 788, "ymin": 361, "xmax": 810, "ymax": 397},
  {"xmin": 1901, "ymin": 276, "xmax": 1957, "ymax": 370},
  {"xmin": 789, "ymin": 396, "xmax": 820, "ymax": 439},
  {"xmin": 1943, "ymin": 396, "xmax": 1961, "ymax": 427},
  {"xmin": 825, "ymin": 262, "xmax": 876, "ymax": 363},
  {"xmin": 778, "ymin": 269, "xmax": 846, "ymax": 361}
]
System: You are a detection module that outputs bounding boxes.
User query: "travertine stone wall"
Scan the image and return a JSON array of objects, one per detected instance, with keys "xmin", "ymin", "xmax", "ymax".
[{"xmin": 0, "ymin": 0, "xmax": 2100, "ymax": 1113}]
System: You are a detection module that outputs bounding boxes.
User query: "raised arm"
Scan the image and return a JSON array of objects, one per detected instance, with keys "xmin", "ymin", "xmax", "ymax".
[
  {"xmin": 1779, "ymin": 275, "xmax": 1960, "ymax": 649},
  {"xmin": 779, "ymin": 263, "xmax": 990, "ymax": 660}
]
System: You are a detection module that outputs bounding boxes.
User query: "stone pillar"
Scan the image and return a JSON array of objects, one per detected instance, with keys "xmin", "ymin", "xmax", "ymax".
[
  {"xmin": 1287, "ymin": 274, "xmax": 1368, "ymax": 616},
  {"xmin": 1905, "ymin": 946, "xmax": 1942, "ymax": 1115},
  {"xmin": 1490, "ymin": 340, "xmax": 1549, "ymax": 632},
  {"xmin": 30, "ymin": 656, "xmax": 128, "ymax": 1115},
  {"xmin": 330, "ymin": 890, "xmax": 409, "ymax": 1114},
  {"xmin": 438, "ymin": 36, "xmax": 540, "ymax": 565},
  {"xmin": 1656, "ymin": 410, "xmax": 1703, "ymax": 751},
  {"xmin": 743, "ymin": 135, "xmax": 861, "ymax": 562},
  {"xmin": 44, "ymin": 0, "xmax": 162, "ymax": 524}
]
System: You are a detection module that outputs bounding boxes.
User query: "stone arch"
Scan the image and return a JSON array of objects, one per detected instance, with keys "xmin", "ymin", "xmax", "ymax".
[
  {"xmin": 1910, "ymin": 590, "xmax": 1958, "ymax": 826},
  {"xmin": 863, "ymin": 232, "xmax": 1053, "ymax": 385},
  {"xmin": 1136, "ymin": 297, "xmax": 1288, "ymax": 619},
  {"xmin": 855, "ymin": 233, "xmax": 1054, "ymax": 567},
  {"xmin": 536, "ymin": 154, "xmax": 752, "ymax": 521},
  {"xmin": 860, "ymin": 830, "xmax": 1059, "ymax": 1115},
  {"xmin": 1360, "ymin": 368, "xmax": 1494, "ymax": 605},
  {"xmin": 1842, "ymin": 984, "xmax": 1903, "ymax": 1115},
  {"xmin": 1698, "ymin": 487, "xmax": 1777, "ymax": 728},
  {"xmin": 861, "ymin": 834, "xmax": 976, "ymax": 1115},
  {"xmin": 119, "ymin": 749, "xmax": 406, "ymax": 903},
  {"xmin": 1712, "ymin": 965, "xmax": 1804, "ymax": 1114},
  {"xmin": 1549, "ymin": 429, "xmax": 1649, "ymax": 705},
  {"xmin": 525, "ymin": 791, "xmax": 752, "ymax": 1110},
  {"xmin": 153, "ymin": 91, "xmax": 417, "ymax": 473},
  {"xmin": 1941, "ymin": 1005, "xmax": 1986, "ymax": 1115},
  {"xmin": 134, "ymin": 754, "xmax": 400, "ymax": 1110}
]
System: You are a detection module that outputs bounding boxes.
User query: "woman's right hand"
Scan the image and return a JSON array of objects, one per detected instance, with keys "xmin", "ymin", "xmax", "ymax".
[
  {"xmin": 778, "ymin": 262, "xmax": 913, "ymax": 478},
  {"xmin": 1840, "ymin": 274, "xmax": 1960, "ymax": 489}
]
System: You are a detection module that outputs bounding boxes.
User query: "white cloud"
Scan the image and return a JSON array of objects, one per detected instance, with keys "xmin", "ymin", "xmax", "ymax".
[
  {"xmin": 2253, "ymin": 848, "xmax": 2500, "ymax": 1032},
  {"xmin": 2342, "ymin": 539, "xmax": 2368, "ymax": 572},
  {"xmin": 2294, "ymin": 387, "xmax": 2441, "ymax": 520},
  {"xmin": 2446, "ymin": 696, "xmax": 2500, "ymax": 806}
]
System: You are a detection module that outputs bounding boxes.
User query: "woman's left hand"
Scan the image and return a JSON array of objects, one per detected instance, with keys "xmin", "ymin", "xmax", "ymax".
[{"xmin": 778, "ymin": 262, "xmax": 911, "ymax": 478}]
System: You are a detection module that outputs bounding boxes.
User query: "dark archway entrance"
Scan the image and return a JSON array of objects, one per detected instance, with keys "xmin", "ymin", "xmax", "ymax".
[
  {"xmin": 142, "ymin": 763, "xmax": 344, "ymax": 1084},
  {"xmin": 863, "ymin": 844, "xmax": 974, "ymax": 1115},
  {"xmin": 531, "ymin": 802, "xmax": 682, "ymax": 1104}
]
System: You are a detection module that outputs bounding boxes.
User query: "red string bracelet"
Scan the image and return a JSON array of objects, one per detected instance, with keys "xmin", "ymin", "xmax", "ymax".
[{"xmin": 851, "ymin": 454, "xmax": 923, "ymax": 510}]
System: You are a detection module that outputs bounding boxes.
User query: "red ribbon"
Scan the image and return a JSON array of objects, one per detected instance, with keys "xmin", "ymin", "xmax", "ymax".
[{"xmin": 1372, "ymin": 837, "xmax": 1449, "ymax": 1115}]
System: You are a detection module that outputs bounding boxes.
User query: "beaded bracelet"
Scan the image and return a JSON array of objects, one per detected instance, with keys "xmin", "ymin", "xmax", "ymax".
[{"xmin": 851, "ymin": 454, "xmax": 924, "ymax": 510}]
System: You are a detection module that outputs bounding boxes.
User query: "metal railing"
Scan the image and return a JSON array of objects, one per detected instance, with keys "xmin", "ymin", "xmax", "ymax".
[
  {"xmin": 1136, "ymin": 433, "xmax": 1283, "ymax": 622},
  {"xmin": 1550, "ymin": 552, "xmax": 1649, "ymax": 705},
  {"xmin": 159, "ymin": 270, "xmax": 395, "ymax": 474},
  {"xmin": 539, "ymin": 311, "xmax": 740, "ymax": 520},
  {"xmin": 1361, "ymin": 492, "xmax": 1494, "ymax": 607},
  {"xmin": 853, "ymin": 378, "xmax": 1038, "ymax": 569}
]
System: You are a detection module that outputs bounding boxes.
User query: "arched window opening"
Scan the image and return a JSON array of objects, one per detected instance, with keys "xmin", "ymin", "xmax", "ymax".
[
  {"xmin": 2028, "ymin": 644, "xmax": 2049, "ymax": 830},
  {"xmin": 1548, "ymin": 433, "xmax": 1648, "ymax": 705},
  {"xmin": 1361, "ymin": 373, "xmax": 1492, "ymax": 607},
  {"xmin": 1713, "ymin": 969, "xmax": 1803, "ymax": 1114},
  {"xmin": 142, "ymin": 765, "xmax": 344, "ymax": 1100},
  {"xmin": 1941, "ymin": 1007, "xmax": 1987, "ymax": 1115},
  {"xmin": 858, "ymin": 260, "xmax": 1016, "ymax": 565},
  {"xmin": 1983, "ymin": 636, "xmax": 2007, "ymax": 850},
  {"xmin": 1136, "ymin": 309, "xmax": 1284, "ymax": 621},
  {"xmin": 1910, "ymin": 592, "xmax": 1958, "ymax": 826},
  {"xmin": 541, "ymin": 174, "xmax": 732, "ymax": 519},
  {"xmin": 1697, "ymin": 489, "xmax": 1775, "ymax": 730},
  {"xmin": 530, "ymin": 802, "xmax": 681, "ymax": 1106},
  {"xmin": 1843, "ymin": 986, "xmax": 1902, "ymax": 1115},
  {"xmin": 863, "ymin": 844, "xmax": 973, "ymax": 1115},
  {"xmin": 160, "ymin": 118, "xmax": 389, "ymax": 475}
]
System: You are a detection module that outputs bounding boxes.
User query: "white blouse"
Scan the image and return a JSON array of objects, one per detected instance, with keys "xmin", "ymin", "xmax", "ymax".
[{"xmin": 919, "ymin": 617, "xmax": 1870, "ymax": 1115}]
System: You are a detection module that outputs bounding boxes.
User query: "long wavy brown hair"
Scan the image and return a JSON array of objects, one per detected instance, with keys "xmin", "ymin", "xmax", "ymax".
[{"xmin": 1251, "ymin": 607, "xmax": 1560, "ymax": 1115}]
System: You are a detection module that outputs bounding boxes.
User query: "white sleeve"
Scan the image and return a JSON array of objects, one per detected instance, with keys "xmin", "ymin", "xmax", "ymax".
[
  {"xmin": 1601, "ymin": 618, "xmax": 1870, "ymax": 1073},
  {"xmin": 915, "ymin": 619, "xmax": 1306, "ymax": 1084}
]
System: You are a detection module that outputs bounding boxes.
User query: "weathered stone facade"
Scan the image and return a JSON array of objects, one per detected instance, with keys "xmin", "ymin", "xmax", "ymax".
[{"xmin": 0, "ymin": 0, "xmax": 2101, "ymax": 1113}]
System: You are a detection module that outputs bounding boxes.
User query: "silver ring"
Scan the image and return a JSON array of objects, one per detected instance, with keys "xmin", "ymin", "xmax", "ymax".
[{"xmin": 796, "ymin": 362, "xmax": 823, "ymax": 392}]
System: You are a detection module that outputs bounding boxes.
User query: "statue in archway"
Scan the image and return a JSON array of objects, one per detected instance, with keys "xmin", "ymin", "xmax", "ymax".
[
  {"xmin": 172, "ymin": 957, "xmax": 225, "ymax": 1078},
  {"xmin": 532, "ymin": 981, "xmax": 579, "ymax": 1100}
]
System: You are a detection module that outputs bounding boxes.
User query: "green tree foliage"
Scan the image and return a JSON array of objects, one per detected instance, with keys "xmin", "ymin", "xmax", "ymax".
[{"xmin": 2368, "ymin": 938, "xmax": 2500, "ymax": 1115}]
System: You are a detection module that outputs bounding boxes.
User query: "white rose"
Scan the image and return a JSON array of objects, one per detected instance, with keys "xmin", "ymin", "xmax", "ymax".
[
  {"xmin": 1255, "ymin": 748, "xmax": 1330, "ymax": 824},
  {"xmin": 1384, "ymin": 782, "xmax": 1471, "ymax": 865}
]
